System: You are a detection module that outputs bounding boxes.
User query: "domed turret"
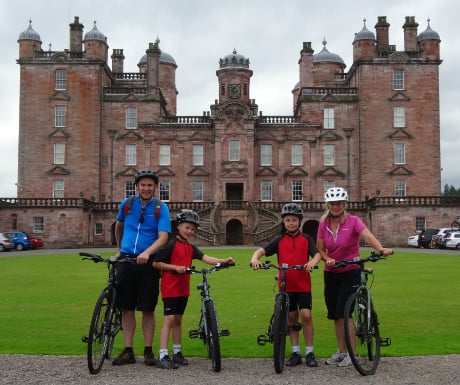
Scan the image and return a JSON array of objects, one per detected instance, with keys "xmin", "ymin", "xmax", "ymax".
[
  {"xmin": 18, "ymin": 20, "xmax": 42, "ymax": 59},
  {"xmin": 353, "ymin": 19, "xmax": 375, "ymax": 42},
  {"xmin": 313, "ymin": 39, "xmax": 345, "ymax": 66},
  {"xmin": 18, "ymin": 20, "xmax": 41, "ymax": 42},
  {"xmin": 84, "ymin": 21, "xmax": 107, "ymax": 42},
  {"xmin": 83, "ymin": 21, "xmax": 108, "ymax": 61},
  {"xmin": 417, "ymin": 19, "xmax": 440, "ymax": 42},
  {"xmin": 353, "ymin": 19, "xmax": 376, "ymax": 61},
  {"xmin": 417, "ymin": 19, "xmax": 441, "ymax": 60},
  {"xmin": 312, "ymin": 39, "xmax": 345, "ymax": 86},
  {"xmin": 219, "ymin": 49, "xmax": 250, "ymax": 69}
]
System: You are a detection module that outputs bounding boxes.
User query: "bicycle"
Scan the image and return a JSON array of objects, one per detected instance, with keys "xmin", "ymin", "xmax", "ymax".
[
  {"xmin": 187, "ymin": 263, "xmax": 233, "ymax": 372},
  {"xmin": 334, "ymin": 251, "xmax": 392, "ymax": 376},
  {"xmin": 255, "ymin": 261, "xmax": 316, "ymax": 374},
  {"xmin": 80, "ymin": 252, "xmax": 134, "ymax": 374}
]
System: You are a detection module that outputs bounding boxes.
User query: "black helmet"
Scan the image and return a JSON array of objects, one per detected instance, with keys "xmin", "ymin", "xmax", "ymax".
[
  {"xmin": 281, "ymin": 203, "xmax": 303, "ymax": 219},
  {"xmin": 135, "ymin": 169, "xmax": 159, "ymax": 185},
  {"xmin": 175, "ymin": 209, "xmax": 200, "ymax": 227}
]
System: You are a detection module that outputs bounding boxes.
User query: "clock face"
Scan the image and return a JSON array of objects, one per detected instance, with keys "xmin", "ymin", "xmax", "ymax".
[{"xmin": 229, "ymin": 83, "xmax": 241, "ymax": 99}]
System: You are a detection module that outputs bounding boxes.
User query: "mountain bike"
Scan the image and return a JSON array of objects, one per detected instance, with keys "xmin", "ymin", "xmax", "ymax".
[
  {"xmin": 187, "ymin": 263, "xmax": 233, "ymax": 372},
  {"xmin": 334, "ymin": 251, "xmax": 392, "ymax": 376},
  {"xmin": 80, "ymin": 252, "xmax": 134, "ymax": 374},
  {"xmin": 255, "ymin": 261, "xmax": 316, "ymax": 374}
]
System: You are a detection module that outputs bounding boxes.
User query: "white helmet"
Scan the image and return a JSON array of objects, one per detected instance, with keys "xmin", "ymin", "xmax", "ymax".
[{"xmin": 324, "ymin": 187, "xmax": 348, "ymax": 202}]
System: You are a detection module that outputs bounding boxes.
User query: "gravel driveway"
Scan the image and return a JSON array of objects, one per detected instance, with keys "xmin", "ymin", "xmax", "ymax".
[{"xmin": 1, "ymin": 354, "xmax": 459, "ymax": 385}]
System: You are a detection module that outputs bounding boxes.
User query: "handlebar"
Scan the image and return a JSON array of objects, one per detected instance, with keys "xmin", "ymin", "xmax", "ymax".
[
  {"xmin": 185, "ymin": 262, "xmax": 235, "ymax": 275},
  {"xmin": 250, "ymin": 261, "xmax": 318, "ymax": 271},
  {"xmin": 334, "ymin": 251, "xmax": 392, "ymax": 268},
  {"xmin": 79, "ymin": 252, "xmax": 134, "ymax": 265}
]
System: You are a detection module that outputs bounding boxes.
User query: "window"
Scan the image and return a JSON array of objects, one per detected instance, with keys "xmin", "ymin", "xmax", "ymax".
[
  {"xmin": 53, "ymin": 180, "xmax": 64, "ymax": 198},
  {"xmin": 159, "ymin": 145, "xmax": 171, "ymax": 166},
  {"xmin": 54, "ymin": 105, "xmax": 66, "ymax": 127},
  {"xmin": 94, "ymin": 223, "xmax": 103, "ymax": 235},
  {"xmin": 324, "ymin": 144, "xmax": 335, "ymax": 166},
  {"xmin": 291, "ymin": 180, "xmax": 303, "ymax": 201},
  {"xmin": 324, "ymin": 180, "xmax": 335, "ymax": 193},
  {"xmin": 33, "ymin": 217, "xmax": 44, "ymax": 233},
  {"xmin": 55, "ymin": 69, "xmax": 67, "ymax": 90},
  {"xmin": 394, "ymin": 143, "xmax": 406, "ymax": 164},
  {"xmin": 395, "ymin": 180, "xmax": 406, "ymax": 198},
  {"xmin": 393, "ymin": 69, "xmax": 404, "ymax": 90},
  {"xmin": 192, "ymin": 181, "xmax": 203, "ymax": 201},
  {"xmin": 159, "ymin": 181, "xmax": 170, "ymax": 201},
  {"xmin": 415, "ymin": 217, "xmax": 426, "ymax": 232},
  {"xmin": 393, "ymin": 107, "xmax": 405, "ymax": 128},
  {"xmin": 126, "ymin": 108, "xmax": 137, "ymax": 129},
  {"xmin": 54, "ymin": 143, "xmax": 65, "ymax": 164},
  {"xmin": 125, "ymin": 144, "xmax": 137, "ymax": 165},
  {"xmin": 260, "ymin": 144, "xmax": 272, "ymax": 166},
  {"xmin": 261, "ymin": 181, "xmax": 272, "ymax": 201},
  {"xmin": 193, "ymin": 144, "xmax": 204, "ymax": 166},
  {"xmin": 229, "ymin": 140, "xmax": 240, "ymax": 161},
  {"xmin": 323, "ymin": 108, "xmax": 335, "ymax": 129},
  {"xmin": 292, "ymin": 144, "xmax": 303, "ymax": 166},
  {"xmin": 125, "ymin": 180, "xmax": 136, "ymax": 197}
]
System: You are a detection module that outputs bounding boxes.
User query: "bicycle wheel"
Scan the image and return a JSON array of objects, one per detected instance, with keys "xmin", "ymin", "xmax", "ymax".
[
  {"xmin": 106, "ymin": 305, "xmax": 122, "ymax": 359},
  {"xmin": 87, "ymin": 288, "xmax": 114, "ymax": 374},
  {"xmin": 204, "ymin": 299, "xmax": 221, "ymax": 372},
  {"xmin": 272, "ymin": 293, "xmax": 288, "ymax": 374},
  {"xmin": 344, "ymin": 291, "xmax": 381, "ymax": 375}
]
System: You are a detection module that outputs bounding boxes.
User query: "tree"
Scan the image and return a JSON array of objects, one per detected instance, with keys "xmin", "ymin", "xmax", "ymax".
[{"xmin": 442, "ymin": 184, "xmax": 460, "ymax": 196}]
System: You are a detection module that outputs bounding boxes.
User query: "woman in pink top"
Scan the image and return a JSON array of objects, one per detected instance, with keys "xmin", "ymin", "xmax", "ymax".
[{"xmin": 316, "ymin": 187, "xmax": 392, "ymax": 368}]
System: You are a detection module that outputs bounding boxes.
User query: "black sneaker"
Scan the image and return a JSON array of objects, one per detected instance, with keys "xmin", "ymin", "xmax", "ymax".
[
  {"xmin": 156, "ymin": 355, "xmax": 179, "ymax": 369},
  {"xmin": 305, "ymin": 352, "xmax": 318, "ymax": 367},
  {"xmin": 285, "ymin": 352, "xmax": 302, "ymax": 367},
  {"xmin": 144, "ymin": 351, "xmax": 157, "ymax": 366},
  {"xmin": 112, "ymin": 348, "xmax": 136, "ymax": 365},
  {"xmin": 173, "ymin": 351, "xmax": 189, "ymax": 366}
]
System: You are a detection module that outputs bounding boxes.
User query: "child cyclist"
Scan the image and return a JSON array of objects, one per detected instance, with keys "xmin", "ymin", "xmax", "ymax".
[
  {"xmin": 152, "ymin": 209, "xmax": 235, "ymax": 369},
  {"xmin": 250, "ymin": 203, "xmax": 322, "ymax": 368}
]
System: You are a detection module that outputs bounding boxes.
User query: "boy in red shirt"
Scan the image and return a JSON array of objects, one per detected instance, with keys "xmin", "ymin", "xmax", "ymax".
[{"xmin": 251, "ymin": 203, "xmax": 322, "ymax": 367}]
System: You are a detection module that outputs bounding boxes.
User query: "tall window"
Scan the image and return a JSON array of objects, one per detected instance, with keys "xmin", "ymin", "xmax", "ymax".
[
  {"xmin": 261, "ymin": 181, "xmax": 272, "ymax": 201},
  {"xmin": 324, "ymin": 180, "xmax": 335, "ymax": 194},
  {"xmin": 94, "ymin": 223, "xmax": 103, "ymax": 235},
  {"xmin": 394, "ymin": 143, "xmax": 406, "ymax": 164},
  {"xmin": 393, "ymin": 107, "xmax": 405, "ymax": 128},
  {"xmin": 260, "ymin": 144, "xmax": 272, "ymax": 166},
  {"xmin": 159, "ymin": 145, "xmax": 171, "ymax": 165},
  {"xmin": 193, "ymin": 144, "xmax": 204, "ymax": 165},
  {"xmin": 125, "ymin": 180, "xmax": 136, "ymax": 197},
  {"xmin": 192, "ymin": 181, "xmax": 203, "ymax": 201},
  {"xmin": 53, "ymin": 180, "xmax": 64, "ymax": 198},
  {"xmin": 55, "ymin": 69, "xmax": 67, "ymax": 90},
  {"xmin": 395, "ymin": 180, "xmax": 406, "ymax": 198},
  {"xmin": 323, "ymin": 108, "xmax": 335, "ymax": 129},
  {"xmin": 54, "ymin": 143, "xmax": 65, "ymax": 164},
  {"xmin": 54, "ymin": 105, "xmax": 66, "ymax": 127},
  {"xmin": 126, "ymin": 108, "xmax": 137, "ymax": 129},
  {"xmin": 324, "ymin": 144, "xmax": 335, "ymax": 166},
  {"xmin": 415, "ymin": 217, "xmax": 426, "ymax": 232},
  {"xmin": 291, "ymin": 180, "xmax": 303, "ymax": 201},
  {"xmin": 292, "ymin": 144, "xmax": 303, "ymax": 166},
  {"xmin": 159, "ymin": 181, "xmax": 170, "ymax": 201},
  {"xmin": 393, "ymin": 69, "xmax": 404, "ymax": 90},
  {"xmin": 229, "ymin": 140, "xmax": 240, "ymax": 161},
  {"xmin": 33, "ymin": 217, "xmax": 44, "ymax": 233},
  {"xmin": 125, "ymin": 144, "xmax": 136, "ymax": 165}
]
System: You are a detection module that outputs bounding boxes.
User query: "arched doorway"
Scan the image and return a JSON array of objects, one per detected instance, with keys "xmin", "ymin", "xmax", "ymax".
[{"xmin": 226, "ymin": 219, "xmax": 243, "ymax": 245}]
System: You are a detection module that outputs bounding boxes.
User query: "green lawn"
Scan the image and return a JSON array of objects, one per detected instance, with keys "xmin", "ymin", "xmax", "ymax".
[{"xmin": 0, "ymin": 248, "xmax": 459, "ymax": 358}]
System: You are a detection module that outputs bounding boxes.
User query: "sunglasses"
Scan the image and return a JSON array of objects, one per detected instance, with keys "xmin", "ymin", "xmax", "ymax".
[{"xmin": 139, "ymin": 207, "xmax": 145, "ymax": 224}]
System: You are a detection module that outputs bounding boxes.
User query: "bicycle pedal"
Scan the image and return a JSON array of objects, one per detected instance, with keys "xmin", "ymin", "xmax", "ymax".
[
  {"xmin": 257, "ymin": 334, "xmax": 269, "ymax": 346},
  {"xmin": 220, "ymin": 329, "xmax": 230, "ymax": 337},
  {"xmin": 189, "ymin": 329, "xmax": 201, "ymax": 339},
  {"xmin": 380, "ymin": 337, "xmax": 391, "ymax": 346},
  {"xmin": 81, "ymin": 335, "xmax": 89, "ymax": 343}
]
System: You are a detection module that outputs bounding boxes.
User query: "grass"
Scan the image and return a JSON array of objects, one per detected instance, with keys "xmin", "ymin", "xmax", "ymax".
[{"xmin": 0, "ymin": 248, "xmax": 459, "ymax": 358}]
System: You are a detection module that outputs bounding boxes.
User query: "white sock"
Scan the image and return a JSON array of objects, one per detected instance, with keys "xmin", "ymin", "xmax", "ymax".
[
  {"xmin": 292, "ymin": 345, "xmax": 300, "ymax": 354},
  {"xmin": 306, "ymin": 346, "xmax": 314, "ymax": 355},
  {"xmin": 159, "ymin": 349, "xmax": 168, "ymax": 359},
  {"xmin": 173, "ymin": 344, "xmax": 182, "ymax": 354}
]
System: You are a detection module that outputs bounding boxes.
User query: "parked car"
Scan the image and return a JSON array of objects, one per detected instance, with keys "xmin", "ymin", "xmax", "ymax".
[
  {"xmin": 0, "ymin": 232, "xmax": 14, "ymax": 251},
  {"xmin": 3, "ymin": 231, "xmax": 44, "ymax": 251},
  {"xmin": 418, "ymin": 228, "xmax": 440, "ymax": 248},
  {"xmin": 407, "ymin": 234, "xmax": 420, "ymax": 247},
  {"xmin": 433, "ymin": 228, "xmax": 455, "ymax": 249},
  {"xmin": 443, "ymin": 231, "xmax": 460, "ymax": 249}
]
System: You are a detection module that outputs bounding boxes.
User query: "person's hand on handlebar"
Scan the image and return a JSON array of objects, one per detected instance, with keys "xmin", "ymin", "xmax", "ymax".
[
  {"xmin": 304, "ymin": 261, "xmax": 318, "ymax": 272},
  {"xmin": 250, "ymin": 259, "xmax": 263, "ymax": 270},
  {"xmin": 222, "ymin": 257, "xmax": 235, "ymax": 266}
]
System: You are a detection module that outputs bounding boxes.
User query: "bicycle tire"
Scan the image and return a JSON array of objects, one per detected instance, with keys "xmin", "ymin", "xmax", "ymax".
[
  {"xmin": 344, "ymin": 291, "xmax": 381, "ymax": 375},
  {"xmin": 87, "ymin": 288, "xmax": 114, "ymax": 374},
  {"xmin": 204, "ymin": 299, "xmax": 221, "ymax": 372},
  {"xmin": 272, "ymin": 293, "xmax": 288, "ymax": 374},
  {"xmin": 106, "ymin": 305, "xmax": 122, "ymax": 359}
]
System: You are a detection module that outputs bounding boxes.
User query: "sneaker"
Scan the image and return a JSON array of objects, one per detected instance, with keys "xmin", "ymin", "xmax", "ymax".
[
  {"xmin": 305, "ymin": 352, "xmax": 318, "ymax": 367},
  {"xmin": 156, "ymin": 355, "xmax": 179, "ymax": 369},
  {"xmin": 337, "ymin": 353, "xmax": 354, "ymax": 367},
  {"xmin": 325, "ymin": 350, "xmax": 347, "ymax": 365},
  {"xmin": 285, "ymin": 352, "xmax": 302, "ymax": 367},
  {"xmin": 112, "ymin": 348, "xmax": 136, "ymax": 365},
  {"xmin": 144, "ymin": 351, "xmax": 157, "ymax": 366},
  {"xmin": 173, "ymin": 351, "xmax": 189, "ymax": 366}
]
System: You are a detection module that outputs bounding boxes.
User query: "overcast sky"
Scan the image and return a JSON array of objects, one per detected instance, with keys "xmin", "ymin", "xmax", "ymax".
[{"xmin": 1, "ymin": 0, "xmax": 458, "ymax": 197}]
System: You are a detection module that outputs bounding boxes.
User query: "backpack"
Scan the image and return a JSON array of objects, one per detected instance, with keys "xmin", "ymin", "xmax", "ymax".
[{"xmin": 123, "ymin": 195, "xmax": 162, "ymax": 219}]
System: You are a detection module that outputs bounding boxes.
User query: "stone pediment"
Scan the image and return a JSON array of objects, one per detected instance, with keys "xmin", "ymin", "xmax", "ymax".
[
  {"xmin": 116, "ymin": 167, "xmax": 138, "ymax": 178},
  {"xmin": 388, "ymin": 92, "xmax": 411, "ymax": 102},
  {"xmin": 157, "ymin": 167, "xmax": 176, "ymax": 177},
  {"xmin": 117, "ymin": 131, "xmax": 143, "ymax": 141},
  {"xmin": 190, "ymin": 131, "xmax": 212, "ymax": 141},
  {"xmin": 320, "ymin": 94, "xmax": 338, "ymax": 102},
  {"xmin": 49, "ymin": 91, "xmax": 70, "ymax": 101},
  {"xmin": 48, "ymin": 128, "xmax": 70, "ymax": 139},
  {"xmin": 221, "ymin": 160, "xmax": 248, "ymax": 177},
  {"xmin": 388, "ymin": 166, "xmax": 414, "ymax": 176},
  {"xmin": 389, "ymin": 129, "xmax": 413, "ymax": 139},
  {"xmin": 389, "ymin": 51, "xmax": 410, "ymax": 63},
  {"xmin": 51, "ymin": 53, "xmax": 69, "ymax": 63},
  {"xmin": 284, "ymin": 166, "xmax": 308, "ymax": 177},
  {"xmin": 187, "ymin": 166, "xmax": 210, "ymax": 177},
  {"xmin": 317, "ymin": 130, "xmax": 343, "ymax": 141},
  {"xmin": 315, "ymin": 166, "xmax": 345, "ymax": 177},
  {"xmin": 46, "ymin": 166, "xmax": 70, "ymax": 175},
  {"xmin": 256, "ymin": 167, "xmax": 278, "ymax": 177},
  {"xmin": 123, "ymin": 94, "xmax": 139, "ymax": 102}
]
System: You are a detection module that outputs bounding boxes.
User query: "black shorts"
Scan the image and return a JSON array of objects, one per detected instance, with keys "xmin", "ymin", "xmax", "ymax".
[
  {"xmin": 162, "ymin": 296, "xmax": 189, "ymax": 316},
  {"xmin": 288, "ymin": 292, "xmax": 312, "ymax": 312},
  {"xmin": 115, "ymin": 255, "xmax": 160, "ymax": 312},
  {"xmin": 324, "ymin": 269, "xmax": 360, "ymax": 320}
]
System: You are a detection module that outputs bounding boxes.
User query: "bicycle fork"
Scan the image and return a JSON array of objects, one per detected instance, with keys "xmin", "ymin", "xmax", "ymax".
[{"xmin": 189, "ymin": 299, "xmax": 230, "ymax": 340}]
